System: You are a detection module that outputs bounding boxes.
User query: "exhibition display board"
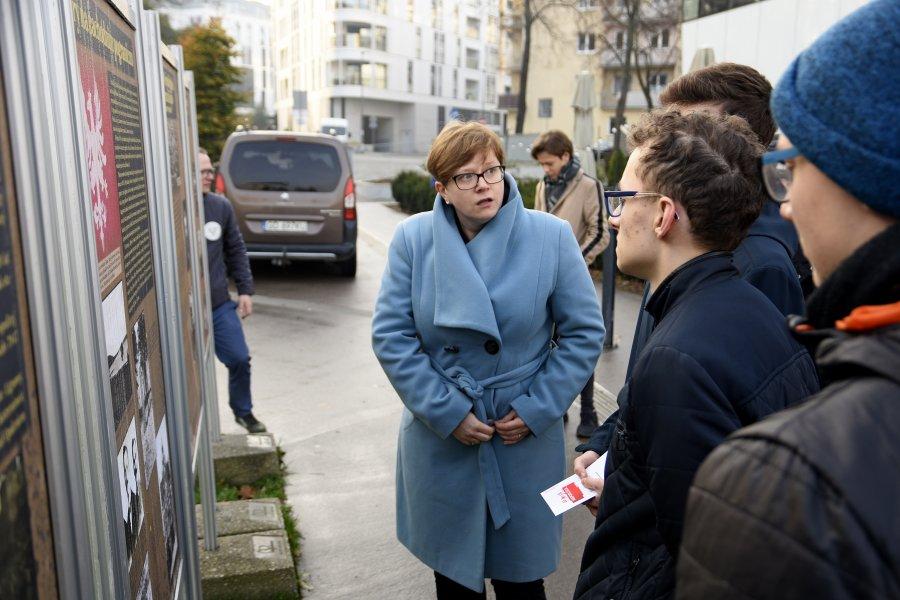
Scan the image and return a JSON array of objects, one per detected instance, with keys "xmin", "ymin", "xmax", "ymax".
[
  {"xmin": 72, "ymin": 0, "xmax": 181, "ymax": 596},
  {"xmin": 0, "ymin": 53, "xmax": 59, "ymax": 600},
  {"xmin": 162, "ymin": 55, "xmax": 204, "ymax": 451},
  {"xmin": 0, "ymin": 0, "xmax": 216, "ymax": 596}
]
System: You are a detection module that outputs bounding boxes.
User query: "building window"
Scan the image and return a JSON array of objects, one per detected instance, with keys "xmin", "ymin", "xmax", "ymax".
[
  {"xmin": 487, "ymin": 47, "xmax": 499, "ymax": 71},
  {"xmin": 407, "ymin": 0, "xmax": 414, "ymax": 20},
  {"xmin": 408, "ymin": 60, "xmax": 414, "ymax": 92},
  {"xmin": 577, "ymin": 0, "xmax": 599, "ymax": 9},
  {"xmin": 466, "ymin": 17, "xmax": 480, "ymax": 40},
  {"xmin": 456, "ymin": 38, "xmax": 462, "ymax": 67},
  {"xmin": 577, "ymin": 32, "xmax": 597, "ymax": 53},
  {"xmin": 465, "ymin": 79, "xmax": 479, "ymax": 101},
  {"xmin": 485, "ymin": 75, "xmax": 496, "ymax": 104},
  {"xmin": 416, "ymin": 27, "xmax": 422, "ymax": 59},
  {"xmin": 336, "ymin": 23, "xmax": 388, "ymax": 51},
  {"xmin": 432, "ymin": 0, "xmax": 443, "ymax": 28},
  {"xmin": 613, "ymin": 75, "xmax": 625, "ymax": 95},
  {"xmin": 538, "ymin": 98, "xmax": 552, "ymax": 118},
  {"xmin": 650, "ymin": 29, "xmax": 670, "ymax": 48},
  {"xmin": 466, "ymin": 48, "xmax": 480, "ymax": 69},
  {"xmin": 487, "ymin": 16, "xmax": 498, "ymax": 44},
  {"xmin": 615, "ymin": 31, "xmax": 624, "ymax": 49},
  {"xmin": 649, "ymin": 72, "xmax": 668, "ymax": 91},
  {"xmin": 434, "ymin": 31, "xmax": 445, "ymax": 63},
  {"xmin": 337, "ymin": 0, "xmax": 387, "ymax": 12}
]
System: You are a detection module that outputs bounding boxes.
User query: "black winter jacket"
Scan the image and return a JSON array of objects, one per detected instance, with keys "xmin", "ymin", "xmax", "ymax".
[
  {"xmin": 204, "ymin": 192, "xmax": 254, "ymax": 310},
  {"xmin": 575, "ymin": 252, "xmax": 819, "ymax": 600},
  {"xmin": 589, "ymin": 205, "xmax": 805, "ymax": 454},
  {"xmin": 677, "ymin": 223, "xmax": 900, "ymax": 600}
]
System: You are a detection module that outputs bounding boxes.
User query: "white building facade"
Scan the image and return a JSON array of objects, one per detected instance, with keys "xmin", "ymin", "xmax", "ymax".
[
  {"xmin": 158, "ymin": 0, "xmax": 276, "ymax": 117},
  {"xmin": 272, "ymin": 0, "xmax": 503, "ymax": 153},
  {"xmin": 680, "ymin": 0, "xmax": 870, "ymax": 84}
]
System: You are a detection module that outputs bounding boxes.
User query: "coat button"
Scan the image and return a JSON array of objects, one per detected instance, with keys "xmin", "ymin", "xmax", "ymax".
[{"xmin": 484, "ymin": 340, "xmax": 500, "ymax": 355}]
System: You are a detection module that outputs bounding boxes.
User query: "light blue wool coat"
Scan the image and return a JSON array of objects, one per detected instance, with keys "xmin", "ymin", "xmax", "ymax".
[{"xmin": 372, "ymin": 174, "xmax": 605, "ymax": 591}]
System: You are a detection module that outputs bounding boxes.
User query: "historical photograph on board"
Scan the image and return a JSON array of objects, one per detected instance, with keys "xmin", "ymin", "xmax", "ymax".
[
  {"xmin": 156, "ymin": 416, "xmax": 178, "ymax": 580},
  {"xmin": 117, "ymin": 417, "xmax": 143, "ymax": 564},
  {"xmin": 132, "ymin": 313, "xmax": 155, "ymax": 487},
  {"xmin": 103, "ymin": 282, "xmax": 131, "ymax": 427},
  {"xmin": 136, "ymin": 554, "xmax": 152, "ymax": 600}
]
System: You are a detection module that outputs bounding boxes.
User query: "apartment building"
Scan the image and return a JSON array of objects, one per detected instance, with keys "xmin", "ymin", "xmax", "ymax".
[
  {"xmin": 158, "ymin": 0, "xmax": 276, "ymax": 117},
  {"xmin": 681, "ymin": 0, "xmax": 870, "ymax": 83},
  {"xmin": 499, "ymin": 0, "xmax": 678, "ymax": 145},
  {"xmin": 271, "ymin": 0, "xmax": 503, "ymax": 153}
]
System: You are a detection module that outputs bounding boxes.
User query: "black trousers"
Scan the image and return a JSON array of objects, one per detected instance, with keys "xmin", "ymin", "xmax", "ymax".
[
  {"xmin": 434, "ymin": 571, "xmax": 547, "ymax": 600},
  {"xmin": 580, "ymin": 373, "xmax": 596, "ymax": 416}
]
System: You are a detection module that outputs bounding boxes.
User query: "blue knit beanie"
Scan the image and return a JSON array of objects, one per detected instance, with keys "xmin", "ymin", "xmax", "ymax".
[{"xmin": 771, "ymin": 0, "xmax": 900, "ymax": 218}]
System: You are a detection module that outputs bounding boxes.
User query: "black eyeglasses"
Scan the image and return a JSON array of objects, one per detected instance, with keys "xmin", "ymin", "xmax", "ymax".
[
  {"xmin": 449, "ymin": 165, "xmax": 505, "ymax": 190},
  {"xmin": 604, "ymin": 190, "xmax": 663, "ymax": 218},
  {"xmin": 760, "ymin": 146, "xmax": 800, "ymax": 203}
]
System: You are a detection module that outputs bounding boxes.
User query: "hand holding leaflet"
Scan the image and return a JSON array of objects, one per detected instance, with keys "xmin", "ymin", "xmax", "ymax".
[{"xmin": 540, "ymin": 452, "xmax": 607, "ymax": 516}]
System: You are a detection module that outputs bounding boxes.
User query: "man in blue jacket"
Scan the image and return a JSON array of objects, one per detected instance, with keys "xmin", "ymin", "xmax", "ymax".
[
  {"xmin": 572, "ymin": 110, "xmax": 819, "ymax": 600},
  {"xmin": 587, "ymin": 63, "xmax": 806, "ymax": 454},
  {"xmin": 199, "ymin": 149, "xmax": 265, "ymax": 433}
]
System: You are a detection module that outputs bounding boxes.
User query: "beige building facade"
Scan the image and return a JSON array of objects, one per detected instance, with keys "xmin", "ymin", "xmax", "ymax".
[{"xmin": 500, "ymin": 0, "xmax": 679, "ymax": 147}]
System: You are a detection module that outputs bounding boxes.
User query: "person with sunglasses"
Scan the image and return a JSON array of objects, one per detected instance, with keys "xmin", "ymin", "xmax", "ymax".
[
  {"xmin": 572, "ymin": 109, "xmax": 819, "ymax": 600},
  {"xmin": 198, "ymin": 149, "xmax": 265, "ymax": 434},
  {"xmin": 372, "ymin": 121, "xmax": 604, "ymax": 598},
  {"xmin": 677, "ymin": 2, "xmax": 900, "ymax": 598}
]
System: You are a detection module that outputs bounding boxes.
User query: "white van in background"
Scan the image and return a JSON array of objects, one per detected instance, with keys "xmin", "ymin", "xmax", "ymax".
[{"xmin": 319, "ymin": 117, "xmax": 350, "ymax": 144}]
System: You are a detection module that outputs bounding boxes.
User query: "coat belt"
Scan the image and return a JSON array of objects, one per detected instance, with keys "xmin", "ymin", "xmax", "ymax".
[{"xmin": 430, "ymin": 345, "xmax": 554, "ymax": 530}]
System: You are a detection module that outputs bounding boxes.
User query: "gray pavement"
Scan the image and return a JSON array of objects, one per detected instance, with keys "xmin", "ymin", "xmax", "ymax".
[{"xmin": 214, "ymin": 195, "xmax": 641, "ymax": 599}]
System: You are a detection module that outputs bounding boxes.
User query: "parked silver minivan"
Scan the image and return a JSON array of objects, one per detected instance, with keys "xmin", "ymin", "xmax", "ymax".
[{"xmin": 215, "ymin": 130, "xmax": 357, "ymax": 277}]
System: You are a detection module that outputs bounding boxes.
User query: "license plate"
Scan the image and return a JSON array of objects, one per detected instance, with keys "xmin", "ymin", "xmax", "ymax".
[{"xmin": 263, "ymin": 220, "xmax": 308, "ymax": 233}]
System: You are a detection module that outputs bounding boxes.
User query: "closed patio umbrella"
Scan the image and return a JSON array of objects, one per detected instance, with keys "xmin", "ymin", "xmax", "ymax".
[{"xmin": 572, "ymin": 70, "xmax": 597, "ymax": 179}]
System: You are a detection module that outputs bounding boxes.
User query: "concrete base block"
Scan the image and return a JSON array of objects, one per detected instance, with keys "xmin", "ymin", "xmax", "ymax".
[
  {"xmin": 197, "ymin": 499, "xmax": 284, "ymax": 539},
  {"xmin": 212, "ymin": 433, "xmax": 279, "ymax": 486},
  {"xmin": 200, "ymin": 530, "xmax": 298, "ymax": 599}
]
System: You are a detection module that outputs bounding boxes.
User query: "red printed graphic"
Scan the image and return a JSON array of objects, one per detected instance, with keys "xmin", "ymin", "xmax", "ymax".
[
  {"xmin": 78, "ymin": 48, "xmax": 123, "ymax": 266},
  {"xmin": 563, "ymin": 482, "xmax": 584, "ymax": 502}
]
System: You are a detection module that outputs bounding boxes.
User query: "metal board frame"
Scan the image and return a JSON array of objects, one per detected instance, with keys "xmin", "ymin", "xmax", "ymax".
[
  {"xmin": 0, "ymin": 0, "xmax": 132, "ymax": 597},
  {"xmin": 180, "ymin": 68, "xmax": 222, "ymax": 444},
  {"xmin": 133, "ymin": 4, "xmax": 203, "ymax": 596}
]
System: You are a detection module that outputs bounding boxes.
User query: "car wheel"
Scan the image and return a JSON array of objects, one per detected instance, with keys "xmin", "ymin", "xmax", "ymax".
[{"xmin": 337, "ymin": 253, "xmax": 356, "ymax": 278}]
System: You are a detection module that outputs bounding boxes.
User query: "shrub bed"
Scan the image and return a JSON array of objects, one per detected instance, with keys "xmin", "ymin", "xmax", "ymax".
[{"xmin": 391, "ymin": 171, "xmax": 539, "ymax": 214}]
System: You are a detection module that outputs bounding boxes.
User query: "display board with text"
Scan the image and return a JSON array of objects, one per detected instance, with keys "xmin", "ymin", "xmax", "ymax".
[
  {"xmin": 162, "ymin": 55, "xmax": 203, "ymax": 451},
  {"xmin": 72, "ymin": 0, "xmax": 180, "ymax": 596},
  {"xmin": 0, "ymin": 50, "xmax": 59, "ymax": 600}
]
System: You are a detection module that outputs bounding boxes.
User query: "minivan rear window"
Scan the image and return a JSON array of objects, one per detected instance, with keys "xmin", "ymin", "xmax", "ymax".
[{"xmin": 229, "ymin": 140, "xmax": 342, "ymax": 192}]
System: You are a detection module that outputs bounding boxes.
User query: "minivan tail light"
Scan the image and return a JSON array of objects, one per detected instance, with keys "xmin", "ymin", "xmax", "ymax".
[
  {"xmin": 343, "ymin": 177, "xmax": 356, "ymax": 221},
  {"xmin": 215, "ymin": 172, "xmax": 226, "ymax": 195}
]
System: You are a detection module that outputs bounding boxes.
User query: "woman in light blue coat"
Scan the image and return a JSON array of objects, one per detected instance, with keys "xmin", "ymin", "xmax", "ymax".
[{"xmin": 372, "ymin": 122, "xmax": 604, "ymax": 598}]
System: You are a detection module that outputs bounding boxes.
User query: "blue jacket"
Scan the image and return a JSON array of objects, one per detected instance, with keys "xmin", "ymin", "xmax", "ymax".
[
  {"xmin": 372, "ymin": 175, "xmax": 604, "ymax": 591},
  {"xmin": 575, "ymin": 252, "xmax": 819, "ymax": 600},
  {"xmin": 203, "ymin": 192, "xmax": 254, "ymax": 310}
]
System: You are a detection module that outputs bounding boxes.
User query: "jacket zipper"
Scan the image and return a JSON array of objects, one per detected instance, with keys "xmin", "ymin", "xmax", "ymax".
[{"xmin": 620, "ymin": 556, "xmax": 641, "ymax": 600}]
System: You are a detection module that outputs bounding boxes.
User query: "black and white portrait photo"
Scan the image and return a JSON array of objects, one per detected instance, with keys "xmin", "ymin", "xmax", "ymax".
[
  {"xmin": 103, "ymin": 282, "xmax": 131, "ymax": 427},
  {"xmin": 132, "ymin": 313, "xmax": 155, "ymax": 486},
  {"xmin": 156, "ymin": 416, "xmax": 178, "ymax": 580},
  {"xmin": 117, "ymin": 417, "xmax": 143, "ymax": 564}
]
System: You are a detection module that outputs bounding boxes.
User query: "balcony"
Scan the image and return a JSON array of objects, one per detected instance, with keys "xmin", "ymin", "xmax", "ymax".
[
  {"xmin": 600, "ymin": 89, "xmax": 662, "ymax": 111},
  {"xmin": 498, "ymin": 93, "xmax": 519, "ymax": 109},
  {"xmin": 335, "ymin": 0, "xmax": 387, "ymax": 13},
  {"xmin": 600, "ymin": 46, "xmax": 677, "ymax": 68}
]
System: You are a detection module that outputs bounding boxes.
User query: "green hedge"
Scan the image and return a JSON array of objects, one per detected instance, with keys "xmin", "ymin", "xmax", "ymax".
[{"xmin": 391, "ymin": 171, "xmax": 539, "ymax": 214}]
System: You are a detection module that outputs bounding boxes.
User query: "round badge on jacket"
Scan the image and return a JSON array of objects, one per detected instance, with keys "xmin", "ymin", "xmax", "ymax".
[{"xmin": 205, "ymin": 221, "xmax": 222, "ymax": 241}]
